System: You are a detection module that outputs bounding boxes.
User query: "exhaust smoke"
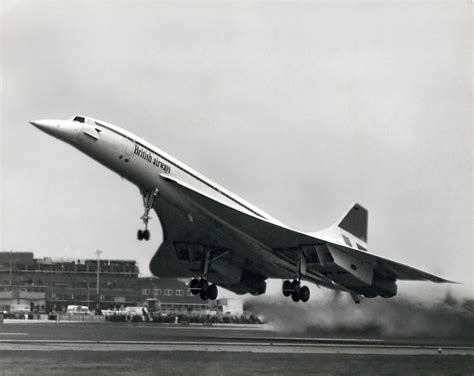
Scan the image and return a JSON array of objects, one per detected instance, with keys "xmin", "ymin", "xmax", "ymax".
[{"xmin": 245, "ymin": 287, "xmax": 474, "ymax": 340}]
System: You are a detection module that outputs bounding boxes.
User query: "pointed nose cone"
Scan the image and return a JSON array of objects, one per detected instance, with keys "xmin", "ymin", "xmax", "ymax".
[
  {"xmin": 29, "ymin": 118, "xmax": 80, "ymax": 144},
  {"xmin": 29, "ymin": 119, "xmax": 57, "ymax": 133}
]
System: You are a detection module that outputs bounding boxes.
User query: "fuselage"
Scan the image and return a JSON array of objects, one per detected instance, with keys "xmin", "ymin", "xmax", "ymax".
[
  {"xmin": 30, "ymin": 115, "xmax": 452, "ymax": 301},
  {"xmin": 31, "ymin": 116, "xmax": 282, "ymax": 225},
  {"xmin": 30, "ymin": 115, "xmax": 370, "ymax": 288},
  {"xmin": 31, "ymin": 116, "xmax": 311, "ymax": 290}
]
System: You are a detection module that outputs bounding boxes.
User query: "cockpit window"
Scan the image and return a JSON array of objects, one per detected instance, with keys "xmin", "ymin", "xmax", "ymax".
[{"xmin": 73, "ymin": 116, "xmax": 85, "ymax": 123}]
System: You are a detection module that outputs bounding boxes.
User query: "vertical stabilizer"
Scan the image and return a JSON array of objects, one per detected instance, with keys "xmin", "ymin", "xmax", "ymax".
[{"xmin": 336, "ymin": 203, "xmax": 368, "ymax": 243}]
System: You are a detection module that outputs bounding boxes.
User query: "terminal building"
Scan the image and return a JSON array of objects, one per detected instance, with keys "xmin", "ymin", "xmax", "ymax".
[{"xmin": 0, "ymin": 252, "xmax": 233, "ymax": 314}]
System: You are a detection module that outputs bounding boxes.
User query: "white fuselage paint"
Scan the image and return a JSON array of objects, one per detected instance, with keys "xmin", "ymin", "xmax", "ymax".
[{"xmin": 30, "ymin": 117, "xmax": 308, "ymax": 284}]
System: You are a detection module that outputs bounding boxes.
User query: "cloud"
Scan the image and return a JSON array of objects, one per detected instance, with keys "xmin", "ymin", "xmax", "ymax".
[{"xmin": 0, "ymin": 0, "xmax": 23, "ymax": 16}]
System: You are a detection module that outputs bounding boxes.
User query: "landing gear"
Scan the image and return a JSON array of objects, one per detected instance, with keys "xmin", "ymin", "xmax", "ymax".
[
  {"xmin": 291, "ymin": 285, "xmax": 301, "ymax": 302},
  {"xmin": 206, "ymin": 284, "xmax": 218, "ymax": 301},
  {"xmin": 189, "ymin": 278, "xmax": 201, "ymax": 294},
  {"xmin": 282, "ymin": 280, "xmax": 292, "ymax": 297},
  {"xmin": 137, "ymin": 188, "xmax": 159, "ymax": 241},
  {"xmin": 300, "ymin": 285, "xmax": 310, "ymax": 303},
  {"xmin": 281, "ymin": 249, "xmax": 310, "ymax": 303},
  {"xmin": 137, "ymin": 229, "xmax": 150, "ymax": 241},
  {"xmin": 188, "ymin": 250, "xmax": 219, "ymax": 301},
  {"xmin": 189, "ymin": 278, "xmax": 218, "ymax": 301},
  {"xmin": 282, "ymin": 279, "xmax": 310, "ymax": 303}
]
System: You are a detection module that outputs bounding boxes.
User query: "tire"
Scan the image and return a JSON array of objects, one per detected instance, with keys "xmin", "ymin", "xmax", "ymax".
[
  {"xmin": 291, "ymin": 290, "xmax": 301, "ymax": 302},
  {"xmin": 143, "ymin": 229, "xmax": 150, "ymax": 241},
  {"xmin": 199, "ymin": 289, "xmax": 208, "ymax": 300},
  {"xmin": 282, "ymin": 280, "xmax": 292, "ymax": 297},
  {"xmin": 207, "ymin": 284, "xmax": 218, "ymax": 300},
  {"xmin": 290, "ymin": 280, "xmax": 300, "ymax": 293},
  {"xmin": 300, "ymin": 286, "xmax": 310, "ymax": 303},
  {"xmin": 189, "ymin": 278, "xmax": 200, "ymax": 295},
  {"xmin": 198, "ymin": 279, "xmax": 208, "ymax": 292},
  {"xmin": 137, "ymin": 229, "xmax": 143, "ymax": 240}
]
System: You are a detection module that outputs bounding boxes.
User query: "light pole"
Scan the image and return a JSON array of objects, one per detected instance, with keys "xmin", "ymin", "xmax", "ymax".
[
  {"xmin": 9, "ymin": 251, "xmax": 13, "ymax": 286},
  {"xmin": 83, "ymin": 279, "xmax": 90, "ymax": 309},
  {"xmin": 95, "ymin": 250, "xmax": 102, "ymax": 313}
]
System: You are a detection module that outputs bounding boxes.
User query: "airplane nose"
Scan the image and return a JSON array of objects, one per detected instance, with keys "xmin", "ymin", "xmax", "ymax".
[
  {"xmin": 30, "ymin": 118, "xmax": 82, "ymax": 144},
  {"xmin": 29, "ymin": 119, "xmax": 56, "ymax": 130},
  {"xmin": 30, "ymin": 120, "xmax": 42, "ymax": 129},
  {"xmin": 29, "ymin": 118, "xmax": 78, "ymax": 144}
]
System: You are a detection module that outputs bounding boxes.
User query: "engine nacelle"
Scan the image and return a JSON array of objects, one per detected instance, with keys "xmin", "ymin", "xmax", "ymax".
[
  {"xmin": 359, "ymin": 279, "xmax": 397, "ymax": 298},
  {"xmin": 373, "ymin": 280, "xmax": 397, "ymax": 298},
  {"xmin": 239, "ymin": 269, "xmax": 267, "ymax": 295}
]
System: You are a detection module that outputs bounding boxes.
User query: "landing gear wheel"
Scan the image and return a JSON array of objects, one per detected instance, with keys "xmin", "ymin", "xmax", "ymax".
[
  {"xmin": 282, "ymin": 280, "xmax": 292, "ymax": 297},
  {"xmin": 199, "ymin": 289, "xmax": 208, "ymax": 300},
  {"xmin": 189, "ymin": 278, "xmax": 200, "ymax": 295},
  {"xmin": 290, "ymin": 280, "xmax": 301, "ymax": 302},
  {"xmin": 300, "ymin": 286, "xmax": 310, "ymax": 303},
  {"xmin": 291, "ymin": 290, "xmax": 301, "ymax": 302},
  {"xmin": 206, "ymin": 284, "xmax": 218, "ymax": 301},
  {"xmin": 143, "ymin": 229, "xmax": 150, "ymax": 241},
  {"xmin": 198, "ymin": 279, "xmax": 208, "ymax": 293},
  {"xmin": 290, "ymin": 280, "xmax": 300, "ymax": 292},
  {"xmin": 137, "ymin": 229, "xmax": 144, "ymax": 241}
]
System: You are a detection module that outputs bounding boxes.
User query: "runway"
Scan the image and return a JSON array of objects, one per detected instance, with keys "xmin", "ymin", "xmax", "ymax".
[
  {"xmin": 1, "ymin": 322, "xmax": 473, "ymax": 375},
  {"xmin": 0, "ymin": 339, "xmax": 473, "ymax": 356}
]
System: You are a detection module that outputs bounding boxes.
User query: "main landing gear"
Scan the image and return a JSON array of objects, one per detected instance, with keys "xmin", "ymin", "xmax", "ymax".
[
  {"xmin": 281, "ymin": 249, "xmax": 310, "ymax": 303},
  {"xmin": 188, "ymin": 249, "xmax": 219, "ymax": 301},
  {"xmin": 137, "ymin": 188, "xmax": 159, "ymax": 241},
  {"xmin": 282, "ymin": 280, "xmax": 310, "ymax": 303},
  {"xmin": 189, "ymin": 278, "xmax": 218, "ymax": 301}
]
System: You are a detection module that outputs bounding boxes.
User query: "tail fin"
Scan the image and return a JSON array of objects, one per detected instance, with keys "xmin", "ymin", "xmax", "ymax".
[{"xmin": 335, "ymin": 203, "xmax": 368, "ymax": 243}]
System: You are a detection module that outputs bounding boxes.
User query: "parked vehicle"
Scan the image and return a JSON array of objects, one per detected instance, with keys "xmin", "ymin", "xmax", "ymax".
[
  {"xmin": 66, "ymin": 305, "xmax": 90, "ymax": 315},
  {"xmin": 124, "ymin": 306, "xmax": 149, "ymax": 322}
]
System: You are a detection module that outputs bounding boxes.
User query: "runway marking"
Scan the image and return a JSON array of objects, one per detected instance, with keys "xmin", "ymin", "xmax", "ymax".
[{"xmin": 0, "ymin": 333, "xmax": 27, "ymax": 336}]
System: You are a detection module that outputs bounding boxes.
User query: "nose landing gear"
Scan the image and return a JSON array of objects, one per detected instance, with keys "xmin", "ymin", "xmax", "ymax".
[
  {"xmin": 137, "ymin": 229, "xmax": 150, "ymax": 241},
  {"xmin": 137, "ymin": 188, "xmax": 159, "ymax": 241}
]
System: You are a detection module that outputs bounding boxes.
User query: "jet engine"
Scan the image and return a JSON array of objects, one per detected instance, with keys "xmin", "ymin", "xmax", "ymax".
[
  {"xmin": 239, "ymin": 269, "xmax": 267, "ymax": 295},
  {"xmin": 373, "ymin": 279, "xmax": 397, "ymax": 298}
]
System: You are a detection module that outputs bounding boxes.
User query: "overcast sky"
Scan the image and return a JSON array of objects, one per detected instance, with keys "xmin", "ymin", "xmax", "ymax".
[{"xmin": 1, "ymin": 1, "xmax": 471, "ymax": 298}]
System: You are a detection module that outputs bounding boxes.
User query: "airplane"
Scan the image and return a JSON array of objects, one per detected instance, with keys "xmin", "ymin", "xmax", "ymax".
[{"xmin": 30, "ymin": 115, "xmax": 454, "ymax": 304}]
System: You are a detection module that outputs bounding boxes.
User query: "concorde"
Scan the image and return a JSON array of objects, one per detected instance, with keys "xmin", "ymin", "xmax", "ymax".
[{"xmin": 30, "ymin": 116, "xmax": 453, "ymax": 303}]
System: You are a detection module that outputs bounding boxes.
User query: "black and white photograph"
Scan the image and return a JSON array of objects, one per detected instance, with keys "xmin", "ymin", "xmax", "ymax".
[{"xmin": 0, "ymin": 1, "xmax": 472, "ymax": 375}]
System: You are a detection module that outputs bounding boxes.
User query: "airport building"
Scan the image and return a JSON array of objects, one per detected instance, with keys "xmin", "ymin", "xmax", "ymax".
[{"xmin": 0, "ymin": 252, "xmax": 215, "ymax": 314}]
